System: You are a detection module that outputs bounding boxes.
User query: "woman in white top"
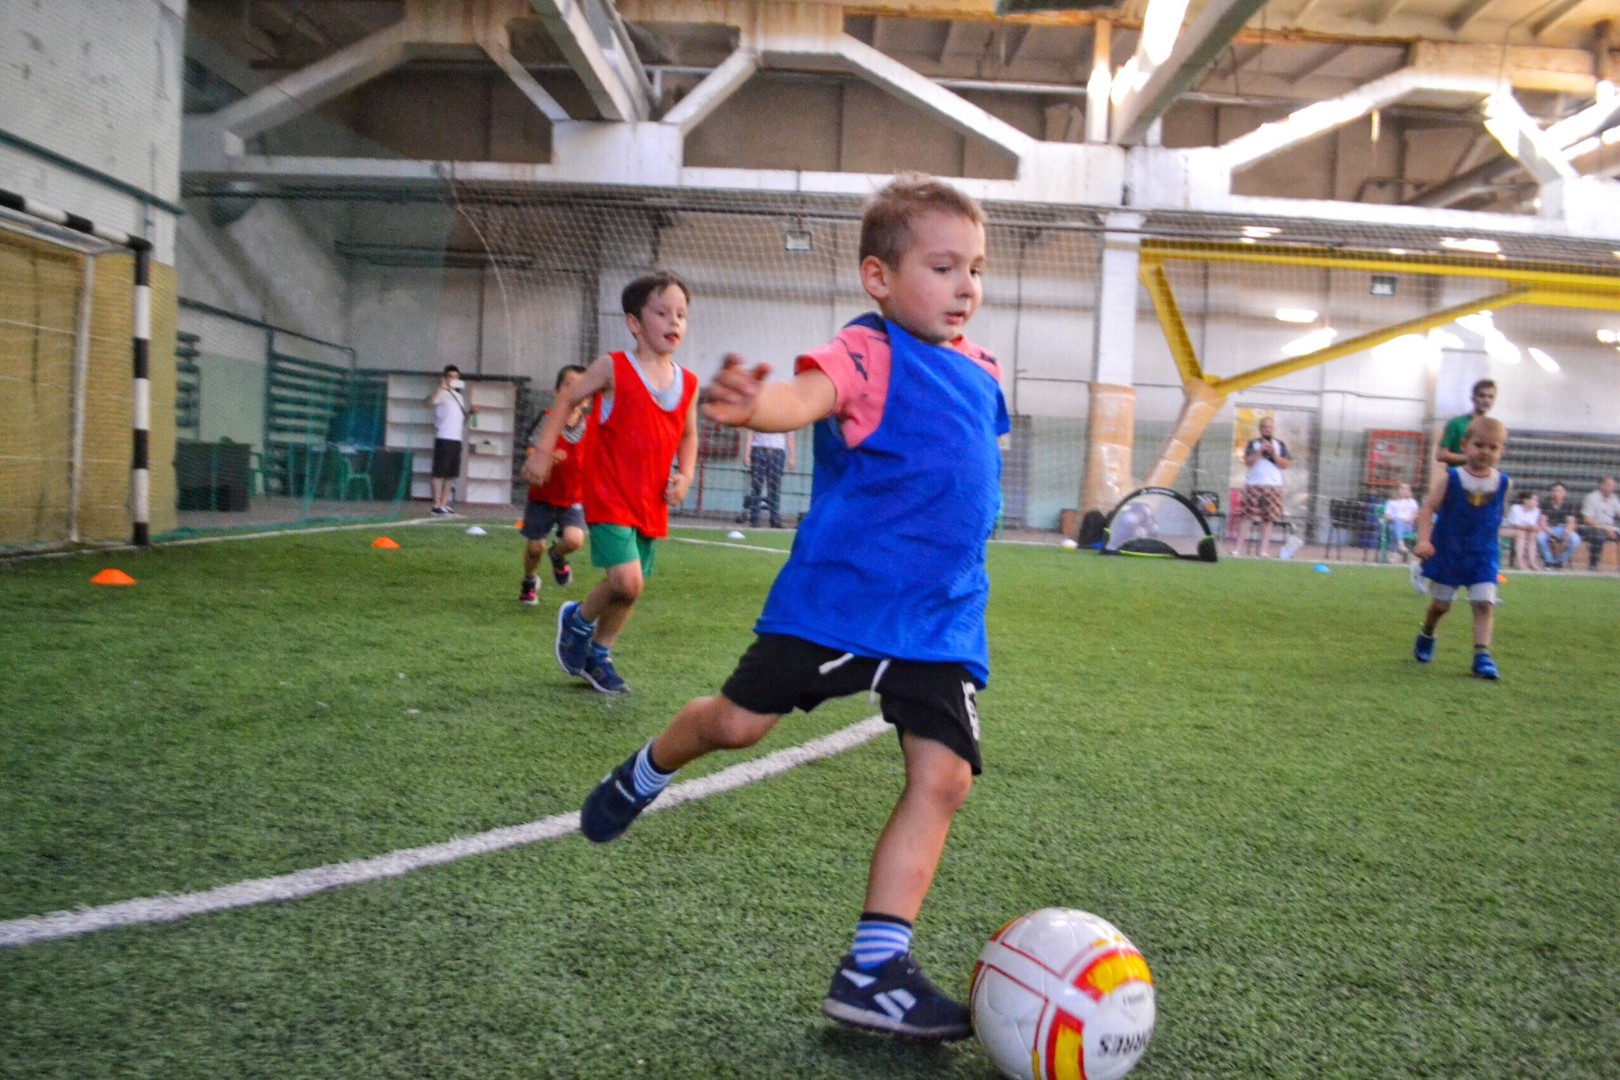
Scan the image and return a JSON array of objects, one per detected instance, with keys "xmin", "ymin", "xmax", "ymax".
[{"xmin": 1504, "ymin": 491, "xmax": 1542, "ymax": 570}]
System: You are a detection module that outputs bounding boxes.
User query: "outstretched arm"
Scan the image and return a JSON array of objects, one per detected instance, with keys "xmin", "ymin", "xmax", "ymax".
[
  {"xmin": 701, "ymin": 355, "xmax": 835, "ymax": 433},
  {"xmin": 528, "ymin": 354, "xmax": 613, "ymax": 488}
]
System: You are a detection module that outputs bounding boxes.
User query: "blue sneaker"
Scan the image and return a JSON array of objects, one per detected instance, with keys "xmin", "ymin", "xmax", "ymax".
[
  {"xmin": 555, "ymin": 602, "xmax": 591, "ymax": 676},
  {"xmin": 1472, "ymin": 651, "xmax": 1500, "ymax": 680},
  {"xmin": 820, "ymin": 952, "xmax": 972, "ymax": 1042},
  {"xmin": 583, "ymin": 646, "xmax": 629, "ymax": 696},
  {"xmin": 1413, "ymin": 631, "xmax": 1436, "ymax": 664},
  {"xmin": 580, "ymin": 752, "xmax": 658, "ymax": 842}
]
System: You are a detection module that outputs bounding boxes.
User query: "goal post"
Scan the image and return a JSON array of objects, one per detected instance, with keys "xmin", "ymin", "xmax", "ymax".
[{"xmin": 1, "ymin": 187, "xmax": 161, "ymax": 551}]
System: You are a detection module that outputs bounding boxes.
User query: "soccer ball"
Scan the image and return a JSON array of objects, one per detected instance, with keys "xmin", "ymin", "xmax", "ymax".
[{"xmin": 970, "ymin": 908, "xmax": 1155, "ymax": 1080}]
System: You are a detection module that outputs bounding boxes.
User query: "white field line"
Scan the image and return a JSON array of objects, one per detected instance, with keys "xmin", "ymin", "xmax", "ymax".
[{"xmin": 0, "ymin": 716, "xmax": 889, "ymax": 948}]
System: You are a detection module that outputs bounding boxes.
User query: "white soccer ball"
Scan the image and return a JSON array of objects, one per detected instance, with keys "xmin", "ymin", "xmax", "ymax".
[
  {"xmin": 1060, "ymin": 538, "xmax": 1079, "ymax": 549},
  {"xmin": 971, "ymin": 908, "xmax": 1155, "ymax": 1080}
]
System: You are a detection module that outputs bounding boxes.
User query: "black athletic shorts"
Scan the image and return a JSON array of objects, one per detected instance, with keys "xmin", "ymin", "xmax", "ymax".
[
  {"xmin": 431, "ymin": 438, "xmax": 463, "ymax": 479},
  {"xmin": 721, "ymin": 633, "xmax": 983, "ymax": 774}
]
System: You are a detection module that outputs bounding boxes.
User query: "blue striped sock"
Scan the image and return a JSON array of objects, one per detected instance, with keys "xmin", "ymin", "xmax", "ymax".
[
  {"xmin": 851, "ymin": 914, "xmax": 913, "ymax": 971},
  {"xmin": 630, "ymin": 742, "xmax": 673, "ymax": 800}
]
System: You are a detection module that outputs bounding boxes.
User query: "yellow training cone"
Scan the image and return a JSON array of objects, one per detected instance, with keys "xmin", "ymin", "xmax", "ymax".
[
  {"xmin": 91, "ymin": 568, "xmax": 136, "ymax": 586},
  {"xmin": 372, "ymin": 537, "xmax": 400, "ymax": 550}
]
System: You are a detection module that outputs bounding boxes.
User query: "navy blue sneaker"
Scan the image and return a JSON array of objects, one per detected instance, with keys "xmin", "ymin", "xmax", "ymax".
[
  {"xmin": 555, "ymin": 602, "xmax": 591, "ymax": 676},
  {"xmin": 1472, "ymin": 651, "xmax": 1500, "ymax": 680},
  {"xmin": 1413, "ymin": 631, "xmax": 1436, "ymax": 664},
  {"xmin": 583, "ymin": 647, "xmax": 628, "ymax": 696},
  {"xmin": 820, "ymin": 952, "xmax": 972, "ymax": 1041},
  {"xmin": 580, "ymin": 752, "xmax": 658, "ymax": 842}
]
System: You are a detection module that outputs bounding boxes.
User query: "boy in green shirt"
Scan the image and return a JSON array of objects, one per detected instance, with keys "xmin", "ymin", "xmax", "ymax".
[{"xmin": 1436, "ymin": 379, "xmax": 1495, "ymax": 467}]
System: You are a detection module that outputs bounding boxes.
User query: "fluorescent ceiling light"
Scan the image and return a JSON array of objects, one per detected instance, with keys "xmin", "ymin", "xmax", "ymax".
[
  {"xmin": 1428, "ymin": 329, "xmax": 1465, "ymax": 350},
  {"xmin": 1372, "ymin": 334, "xmax": 1437, "ymax": 368},
  {"xmin": 1441, "ymin": 237, "xmax": 1501, "ymax": 255},
  {"xmin": 1457, "ymin": 311, "xmax": 1521, "ymax": 364},
  {"xmin": 1275, "ymin": 307, "xmax": 1317, "ymax": 323},
  {"xmin": 1242, "ymin": 226, "xmax": 1281, "ymax": 239},
  {"xmin": 1528, "ymin": 347, "xmax": 1560, "ymax": 373},
  {"xmin": 1281, "ymin": 327, "xmax": 1337, "ymax": 357},
  {"xmin": 1596, "ymin": 329, "xmax": 1619, "ymax": 344}
]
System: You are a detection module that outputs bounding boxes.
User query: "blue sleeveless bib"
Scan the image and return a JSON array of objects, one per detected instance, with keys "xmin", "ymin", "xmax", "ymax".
[
  {"xmin": 1422, "ymin": 467, "xmax": 1508, "ymax": 587},
  {"xmin": 755, "ymin": 315, "xmax": 1009, "ymax": 685}
]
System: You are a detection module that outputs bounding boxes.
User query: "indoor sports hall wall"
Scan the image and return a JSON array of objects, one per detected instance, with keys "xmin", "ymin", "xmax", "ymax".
[{"xmin": 174, "ymin": 183, "xmax": 1620, "ymax": 537}]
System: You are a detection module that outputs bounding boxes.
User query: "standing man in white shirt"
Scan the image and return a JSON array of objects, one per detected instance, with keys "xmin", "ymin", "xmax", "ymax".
[
  {"xmin": 1230, "ymin": 415, "xmax": 1292, "ymax": 558},
  {"xmin": 427, "ymin": 364, "xmax": 476, "ymax": 515}
]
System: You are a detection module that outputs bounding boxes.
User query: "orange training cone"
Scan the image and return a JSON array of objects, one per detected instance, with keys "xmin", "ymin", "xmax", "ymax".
[
  {"xmin": 372, "ymin": 537, "xmax": 400, "ymax": 550},
  {"xmin": 91, "ymin": 568, "xmax": 136, "ymax": 586}
]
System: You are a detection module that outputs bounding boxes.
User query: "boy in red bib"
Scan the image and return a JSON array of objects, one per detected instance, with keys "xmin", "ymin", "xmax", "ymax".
[
  {"xmin": 529, "ymin": 272, "xmax": 699, "ymax": 696},
  {"xmin": 517, "ymin": 365, "xmax": 591, "ymax": 606}
]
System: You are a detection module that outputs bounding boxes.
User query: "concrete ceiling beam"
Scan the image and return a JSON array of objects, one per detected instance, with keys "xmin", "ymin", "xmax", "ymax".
[
  {"xmin": 527, "ymin": 0, "xmax": 652, "ymax": 121},
  {"xmin": 1113, "ymin": 0, "xmax": 1272, "ymax": 145},
  {"xmin": 661, "ymin": 47, "xmax": 760, "ymax": 135},
  {"xmin": 1480, "ymin": 91, "xmax": 1577, "ymax": 184},
  {"xmin": 1218, "ymin": 66, "xmax": 1494, "ymax": 170}
]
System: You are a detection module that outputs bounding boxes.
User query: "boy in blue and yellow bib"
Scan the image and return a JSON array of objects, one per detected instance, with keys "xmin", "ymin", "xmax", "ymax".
[
  {"xmin": 1412, "ymin": 415, "xmax": 1510, "ymax": 679},
  {"xmin": 578, "ymin": 175, "xmax": 1006, "ymax": 1042}
]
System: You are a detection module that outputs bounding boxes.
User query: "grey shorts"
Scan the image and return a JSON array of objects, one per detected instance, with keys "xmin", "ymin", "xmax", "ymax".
[{"xmin": 521, "ymin": 500, "xmax": 585, "ymax": 541}]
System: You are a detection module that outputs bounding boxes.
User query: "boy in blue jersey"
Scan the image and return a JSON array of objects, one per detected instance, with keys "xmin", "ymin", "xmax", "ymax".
[
  {"xmin": 1411, "ymin": 415, "xmax": 1509, "ymax": 679},
  {"xmin": 577, "ymin": 174, "xmax": 1006, "ymax": 1042}
]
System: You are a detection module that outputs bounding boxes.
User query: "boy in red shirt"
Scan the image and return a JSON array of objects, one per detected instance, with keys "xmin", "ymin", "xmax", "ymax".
[
  {"xmin": 517, "ymin": 365, "xmax": 591, "ymax": 606},
  {"xmin": 529, "ymin": 272, "xmax": 699, "ymax": 695}
]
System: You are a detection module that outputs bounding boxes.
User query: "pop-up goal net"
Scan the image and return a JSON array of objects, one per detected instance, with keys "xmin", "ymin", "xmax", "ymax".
[{"xmin": 1099, "ymin": 487, "xmax": 1217, "ymax": 562}]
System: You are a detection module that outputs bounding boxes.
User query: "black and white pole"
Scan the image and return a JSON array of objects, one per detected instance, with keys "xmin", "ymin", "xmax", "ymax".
[{"xmin": 1, "ymin": 188, "xmax": 156, "ymax": 545}]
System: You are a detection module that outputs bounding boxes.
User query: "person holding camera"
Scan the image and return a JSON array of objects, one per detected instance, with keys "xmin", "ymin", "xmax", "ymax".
[
  {"xmin": 426, "ymin": 363, "xmax": 476, "ymax": 515},
  {"xmin": 1230, "ymin": 415, "xmax": 1291, "ymax": 557}
]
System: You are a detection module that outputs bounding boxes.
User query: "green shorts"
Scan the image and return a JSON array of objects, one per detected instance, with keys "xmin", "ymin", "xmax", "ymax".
[{"xmin": 589, "ymin": 523, "xmax": 657, "ymax": 577}]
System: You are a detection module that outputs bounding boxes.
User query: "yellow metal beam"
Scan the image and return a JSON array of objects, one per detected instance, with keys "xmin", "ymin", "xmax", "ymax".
[
  {"xmin": 1514, "ymin": 289, "xmax": 1620, "ymax": 313},
  {"xmin": 1141, "ymin": 240, "xmax": 1620, "ymax": 294},
  {"xmin": 1210, "ymin": 287, "xmax": 1533, "ymax": 395},
  {"xmin": 1139, "ymin": 260, "xmax": 1205, "ymax": 386}
]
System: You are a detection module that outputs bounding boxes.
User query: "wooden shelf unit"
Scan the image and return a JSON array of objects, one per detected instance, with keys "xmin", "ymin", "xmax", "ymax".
[{"xmin": 383, "ymin": 373, "xmax": 518, "ymax": 505}]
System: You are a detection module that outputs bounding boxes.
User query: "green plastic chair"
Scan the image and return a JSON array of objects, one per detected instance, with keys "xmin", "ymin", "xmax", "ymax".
[{"xmin": 334, "ymin": 451, "xmax": 374, "ymax": 501}]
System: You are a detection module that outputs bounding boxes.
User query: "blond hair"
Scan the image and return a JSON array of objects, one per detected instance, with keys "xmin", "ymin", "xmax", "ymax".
[
  {"xmin": 859, "ymin": 173, "xmax": 985, "ymax": 268},
  {"xmin": 1465, "ymin": 416, "xmax": 1507, "ymax": 444}
]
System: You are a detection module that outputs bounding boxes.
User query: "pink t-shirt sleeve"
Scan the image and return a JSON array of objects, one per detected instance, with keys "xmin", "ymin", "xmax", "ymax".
[
  {"xmin": 796, "ymin": 323, "xmax": 890, "ymax": 446},
  {"xmin": 796, "ymin": 321, "xmax": 1002, "ymax": 448}
]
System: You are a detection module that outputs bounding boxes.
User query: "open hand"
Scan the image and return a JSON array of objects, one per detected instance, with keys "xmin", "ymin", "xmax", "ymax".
[{"xmin": 701, "ymin": 354, "xmax": 771, "ymax": 426}]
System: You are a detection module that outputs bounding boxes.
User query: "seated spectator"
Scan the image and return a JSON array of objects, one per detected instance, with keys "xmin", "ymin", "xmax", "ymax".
[
  {"xmin": 1504, "ymin": 491, "xmax": 1542, "ymax": 570},
  {"xmin": 1381, "ymin": 482, "xmax": 1419, "ymax": 563},
  {"xmin": 1580, "ymin": 476, "xmax": 1620, "ymax": 571},
  {"xmin": 1536, "ymin": 482, "xmax": 1582, "ymax": 569}
]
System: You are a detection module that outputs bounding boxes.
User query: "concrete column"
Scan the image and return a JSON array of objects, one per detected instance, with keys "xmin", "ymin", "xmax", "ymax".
[{"xmin": 1081, "ymin": 213, "xmax": 1143, "ymax": 515}]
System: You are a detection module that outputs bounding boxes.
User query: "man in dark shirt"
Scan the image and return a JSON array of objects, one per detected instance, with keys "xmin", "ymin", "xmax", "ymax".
[{"xmin": 1537, "ymin": 483, "xmax": 1580, "ymax": 569}]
